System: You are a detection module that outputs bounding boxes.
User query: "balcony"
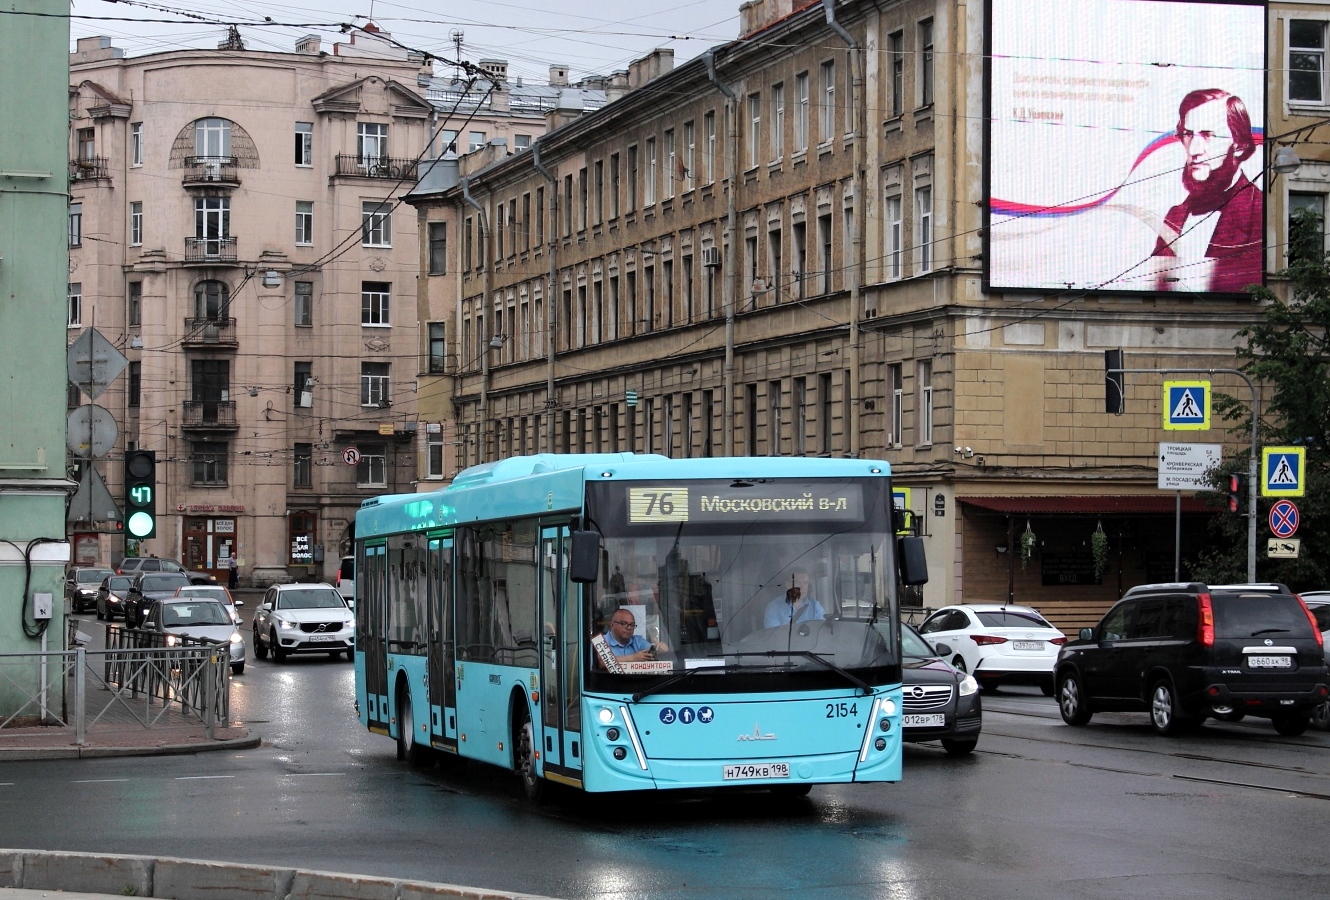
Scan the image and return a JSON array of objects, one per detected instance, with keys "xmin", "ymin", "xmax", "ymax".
[
  {"xmin": 182, "ymin": 317, "xmax": 237, "ymax": 349},
  {"xmin": 184, "ymin": 237, "xmax": 238, "ymax": 264},
  {"xmin": 69, "ymin": 156, "xmax": 110, "ymax": 182},
  {"xmin": 182, "ymin": 400, "xmax": 237, "ymax": 430},
  {"xmin": 182, "ymin": 156, "xmax": 240, "ymax": 188},
  {"xmin": 334, "ymin": 155, "xmax": 420, "ymax": 180}
]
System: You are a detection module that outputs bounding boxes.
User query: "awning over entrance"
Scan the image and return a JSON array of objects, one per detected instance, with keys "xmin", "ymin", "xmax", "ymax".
[{"xmin": 959, "ymin": 495, "xmax": 1214, "ymax": 515}]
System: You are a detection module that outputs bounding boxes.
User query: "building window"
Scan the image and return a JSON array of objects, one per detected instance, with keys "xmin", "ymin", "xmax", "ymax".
[
  {"xmin": 563, "ymin": 174, "xmax": 573, "ymax": 236},
  {"xmin": 664, "ymin": 130, "xmax": 676, "ymax": 200},
  {"xmin": 469, "ymin": 131, "xmax": 486, "ymax": 152},
  {"xmin": 357, "ymin": 122, "xmax": 387, "ymax": 165},
  {"xmin": 514, "ymin": 134, "xmax": 531, "ymax": 151},
  {"xmin": 361, "ymin": 201, "xmax": 391, "ymax": 247},
  {"xmin": 194, "ymin": 196, "xmax": 229, "ymax": 247},
  {"xmin": 885, "ymin": 191, "xmax": 902, "ymax": 279},
  {"xmin": 919, "ymin": 19, "xmax": 934, "ymax": 107},
  {"xmin": 704, "ymin": 113, "xmax": 716, "ymax": 183},
  {"xmin": 594, "ymin": 159, "xmax": 604, "ymax": 224},
  {"xmin": 747, "ymin": 93, "xmax": 762, "ymax": 169},
  {"xmin": 428, "ymin": 221, "xmax": 447, "ymax": 274},
  {"xmin": 889, "ymin": 364, "xmax": 903, "ymax": 447},
  {"xmin": 767, "ymin": 227, "xmax": 782, "ymax": 304},
  {"xmin": 745, "ymin": 384, "xmax": 758, "ymax": 456},
  {"xmin": 294, "ymin": 122, "xmax": 312, "ymax": 166},
  {"xmin": 130, "ymin": 123, "xmax": 143, "ymax": 167},
  {"xmin": 795, "ymin": 73, "xmax": 809, "ymax": 152},
  {"xmin": 356, "ymin": 443, "xmax": 387, "ymax": 487},
  {"xmin": 769, "ymin": 380, "xmax": 783, "ymax": 456},
  {"xmin": 68, "ymin": 203, "xmax": 82, "ymax": 248},
  {"xmin": 1290, "ymin": 191, "xmax": 1327, "ymax": 257},
  {"xmin": 76, "ymin": 128, "xmax": 95, "ymax": 161},
  {"xmin": 295, "ymin": 201, "xmax": 313, "ymax": 246},
  {"xmin": 817, "ymin": 213, "xmax": 832, "ymax": 294},
  {"xmin": 684, "ymin": 122, "xmax": 696, "ymax": 191},
  {"xmin": 192, "ymin": 441, "xmax": 228, "ymax": 486},
  {"xmin": 819, "ymin": 372, "xmax": 832, "ymax": 454},
  {"xmin": 128, "ymin": 361, "xmax": 141, "ymax": 408},
  {"xmin": 294, "ymin": 281, "xmax": 313, "ymax": 326},
  {"xmin": 702, "ymin": 389, "xmax": 714, "ymax": 457},
  {"xmin": 820, "ymin": 61, "xmax": 836, "ymax": 143},
  {"xmin": 67, "ymin": 283, "xmax": 81, "ymax": 328},
  {"xmin": 915, "ymin": 360, "xmax": 933, "ymax": 447},
  {"xmin": 793, "ymin": 378, "xmax": 807, "ymax": 455},
  {"xmin": 128, "ymin": 282, "xmax": 142, "ymax": 326},
  {"xmin": 294, "ymin": 443, "xmax": 312, "ymax": 487},
  {"xmin": 361, "ymin": 362, "xmax": 390, "ymax": 407},
  {"xmin": 130, "ymin": 202, "xmax": 143, "ymax": 246},
  {"xmin": 646, "ymin": 138, "xmax": 657, "ymax": 205},
  {"xmin": 194, "ymin": 117, "xmax": 231, "ymax": 158},
  {"xmin": 440, "ymin": 129, "xmax": 458, "ymax": 155},
  {"xmin": 627, "ymin": 145, "xmax": 638, "ymax": 211},
  {"xmin": 426, "ymin": 427, "xmax": 444, "ymax": 478},
  {"xmin": 361, "ymin": 281, "xmax": 390, "ymax": 327},
  {"xmin": 610, "ymin": 153, "xmax": 621, "ymax": 218},
  {"xmin": 294, "ymin": 361, "xmax": 312, "ymax": 409},
  {"xmin": 1291, "ymin": 20, "xmax": 1328, "ymax": 104},
  {"xmin": 915, "ymin": 184, "xmax": 933, "ymax": 273},
  {"xmin": 771, "ymin": 83, "xmax": 785, "ymax": 161},
  {"xmin": 889, "ymin": 32, "xmax": 904, "ymax": 117},
  {"xmin": 428, "ymin": 322, "xmax": 446, "ymax": 373},
  {"xmin": 194, "ymin": 280, "xmax": 227, "ymax": 320}
]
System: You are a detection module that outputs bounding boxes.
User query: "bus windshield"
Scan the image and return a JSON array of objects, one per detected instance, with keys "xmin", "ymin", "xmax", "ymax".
[{"xmin": 584, "ymin": 478, "xmax": 898, "ymax": 686}]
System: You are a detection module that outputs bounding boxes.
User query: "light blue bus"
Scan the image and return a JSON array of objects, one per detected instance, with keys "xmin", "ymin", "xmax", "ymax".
[{"xmin": 353, "ymin": 453, "xmax": 927, "ymax": 799}]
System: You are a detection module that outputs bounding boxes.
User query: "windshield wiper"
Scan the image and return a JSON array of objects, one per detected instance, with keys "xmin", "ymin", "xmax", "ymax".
[
  {"xmin": 1251, "ymin": 627, "xmax": 1291, "ymax": 636},
  {"xmin": 728, "ymin": 650, "xmax": 872, "ymax": 695},
  {"xmin": 631, "ymin": 665, "xmax": 722, "ymax": 702}
]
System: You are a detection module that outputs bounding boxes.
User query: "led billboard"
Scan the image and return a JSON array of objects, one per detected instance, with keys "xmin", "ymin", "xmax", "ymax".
[{"xmin": 986, "ymin": 0, "xmax": 1266, "ymax": 294}]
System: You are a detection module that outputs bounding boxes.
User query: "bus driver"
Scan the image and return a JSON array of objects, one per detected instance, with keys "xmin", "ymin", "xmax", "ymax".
[
  {"xmin": 764, "ymin": 567, "xmax": 827, "ymax": 628},
  {"xmin": 604, "ymin": 608, "xmax": 658, "ymax": 662}
]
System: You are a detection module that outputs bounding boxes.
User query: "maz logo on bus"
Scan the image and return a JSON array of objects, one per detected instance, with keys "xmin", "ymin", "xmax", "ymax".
[{"xmin": 737, "ymin": 723, "xmax": 777, "ymax": 741}]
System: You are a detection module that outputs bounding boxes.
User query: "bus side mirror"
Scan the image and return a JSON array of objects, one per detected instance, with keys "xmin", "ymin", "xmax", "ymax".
[
  {"xmin": 898, "ymin": 536, "xmax": 929, "ymax": 586},
  {"xmin": 569, "ymin": 531, "xmax": 600, "ymax": 583}
]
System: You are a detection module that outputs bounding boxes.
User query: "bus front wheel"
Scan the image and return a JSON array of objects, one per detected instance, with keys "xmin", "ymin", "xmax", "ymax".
[
  {"xmin": 397, "ymin": 684, "xmax": 431, "ymax": 767},
  {"xmin": 515, "ymin": 707, "xmax": 544, "ymax": 803}
]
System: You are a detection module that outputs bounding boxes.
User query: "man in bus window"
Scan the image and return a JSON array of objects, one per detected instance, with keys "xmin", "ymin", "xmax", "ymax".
[
  {"xmin": 604, "ymin": 607, "xmax": 658, "ymax": 662},
  {"xmin": 764, "ymin": 567, "xmax": 826, "ymax": 628}
]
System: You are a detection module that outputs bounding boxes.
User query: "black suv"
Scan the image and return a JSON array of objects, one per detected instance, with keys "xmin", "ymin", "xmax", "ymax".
[{"xmin": 1055, "ymin": 582, "xmax": 1328, "ymax": 736}]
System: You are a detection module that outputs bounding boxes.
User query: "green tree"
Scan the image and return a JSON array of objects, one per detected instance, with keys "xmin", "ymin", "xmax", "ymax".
[{"xmin": 1192, "ymin": 210, "xmax": 1330, "ymax": 589}]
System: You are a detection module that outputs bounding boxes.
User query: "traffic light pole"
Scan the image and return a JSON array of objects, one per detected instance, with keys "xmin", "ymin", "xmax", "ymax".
[{"xmin": 1108, "ymin": 363, "xmax": 1260, "ymax": 582}]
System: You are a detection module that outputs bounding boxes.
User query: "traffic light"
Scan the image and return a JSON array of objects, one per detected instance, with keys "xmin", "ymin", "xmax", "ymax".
[
  {"xmin": 123, "ymin": 449, "xmax": 157, "ymax": 539},
  {"xmin": 1227, "ymin": 473, "xmax": 1243, "ymax": 515},
  {"xmin": 1105, "ymin": 349, "xmax": 1125, "ymax": 416}
]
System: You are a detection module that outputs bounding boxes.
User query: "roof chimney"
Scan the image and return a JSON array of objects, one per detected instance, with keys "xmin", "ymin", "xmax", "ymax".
[{"xmin": 549, "ymin": 64, "xmax": 570, "ymax": 87}]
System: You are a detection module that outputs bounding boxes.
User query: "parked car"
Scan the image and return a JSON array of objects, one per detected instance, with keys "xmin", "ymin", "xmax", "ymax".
[
  {"xmin": 917, "ymin": 604, "xmax": 1066, "ymax": 694},
  {"xmin": 139, "ymin": 597, "xmax": 245, "ymax": 674},
  {"xmin": 124, "ymin": 572, "xmax": 192, "ymax": 628},
  {"xmin": 117, "ymin": 557, "xmax": 216, "ymax": 585},
  {"xmin": 1296, "ymin": 591, "xmax": 1330, "ymax": 730},
  {"xmin": 898, "ymin": 622, "xmax": 982, "ymax": 755},
  {"xmin": 1056, "ymin": 582, "xmax": 1329, "ymax": 736},
  {"xmin": 252, "ymin": 583, "xmax": 354, "ymax": 662},
  {"xmin": 95, "ymin": 574, "xmax": 135, "ymax": 621},
  {"xmin": 335, "ymin": 555, "xmax": 355, "ymax": 607},
  {"xmin": 174, "ymin": 584, "xmax": 244, "ymax": 625},
  {"xmin": 65, "ymin": 567, "xmax": 113, "ymax": 613}
]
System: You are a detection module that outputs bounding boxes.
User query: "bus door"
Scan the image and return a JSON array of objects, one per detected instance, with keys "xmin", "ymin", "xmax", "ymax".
[
  {"xmin": 360, "ymin": 543, "xmax": 391, "ymax": 730},
  {"xmin": 426, "ymin": 536, "xmax": 457, "ymax": 750},
  {"xmin": 539, "ymin": 526, "xmax": 583, "ymax": 779}
]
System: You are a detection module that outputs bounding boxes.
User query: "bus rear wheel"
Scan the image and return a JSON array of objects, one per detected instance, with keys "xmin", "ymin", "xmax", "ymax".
[{"xmin": 515, "ymin": 707, "xmax": 544, "ymax": 804}]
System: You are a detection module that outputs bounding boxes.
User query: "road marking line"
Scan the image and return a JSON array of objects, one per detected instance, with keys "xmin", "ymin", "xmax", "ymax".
[
  {"xmin": 175, "ymin": 775, "xmax": 235, "ymax": 780},
  {"xmin": 72, "ymin": 779, "xmax": 129, "ymax": 783},
  {"xmin": 283, "ymin": 772, "xmax": 345, "ymax": 777}
]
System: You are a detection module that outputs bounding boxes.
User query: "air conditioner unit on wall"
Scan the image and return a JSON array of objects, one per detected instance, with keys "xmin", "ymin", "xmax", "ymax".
[{"xmin": 701, "ymin": 247, "xmax": 722, "ymax": 269}]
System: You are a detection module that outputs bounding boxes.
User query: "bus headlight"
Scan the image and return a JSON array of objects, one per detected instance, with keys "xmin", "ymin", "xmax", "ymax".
[
  {"xmin": 879, "ymin": 698, "xmax": 896, "ymax": 716},
  {"xmin": 597, "ymin": 707, "xmax": 614, "ymax": 724}
]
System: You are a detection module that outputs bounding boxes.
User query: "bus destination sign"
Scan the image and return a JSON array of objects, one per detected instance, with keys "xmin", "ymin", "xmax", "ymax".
[{"xmin": 627, "ymin": 483, "xmax": 864, "ymax": 524}]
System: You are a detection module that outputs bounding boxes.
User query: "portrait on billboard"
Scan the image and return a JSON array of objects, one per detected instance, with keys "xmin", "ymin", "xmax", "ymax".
[{"xmin": 986, "ymin": 0, "xmax": 1266, "ymax": 294}]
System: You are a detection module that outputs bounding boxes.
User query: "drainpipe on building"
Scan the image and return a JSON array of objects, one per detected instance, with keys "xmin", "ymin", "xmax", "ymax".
[
  {"xmin": 704, "ymin": 48, "xmax": 738, "ymax": 455},
  {"xmin": 532, "ymin": 141, "xmax": 559, "ymax": 453},
  {"xmin": 824, "ymin": 0, "xmax": 864, "ymax": 458},
  {"xmin": 460, "ymin": 175, "xmax": 491, "ymax": 458}
]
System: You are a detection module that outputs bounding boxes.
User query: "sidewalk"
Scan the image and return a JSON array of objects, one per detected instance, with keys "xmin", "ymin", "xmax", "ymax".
[{"xmin": 0, "ymin": 719, "xmax": 257, "ymax": 760}]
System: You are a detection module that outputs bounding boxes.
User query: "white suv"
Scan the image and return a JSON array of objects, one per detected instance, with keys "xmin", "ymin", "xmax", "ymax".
[
  {"xmin": 252, "ymin": 583, "xmax": 354, "ymax": 662},
  {"xmin": 335, "ymin": 555, "xmax": 355, "ymax": 608}
]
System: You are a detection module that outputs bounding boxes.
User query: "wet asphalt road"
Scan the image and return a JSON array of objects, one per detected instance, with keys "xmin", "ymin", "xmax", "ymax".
[{"xmin": 2, "ymin": 612, "xmax": 1329, "ymax": 899}]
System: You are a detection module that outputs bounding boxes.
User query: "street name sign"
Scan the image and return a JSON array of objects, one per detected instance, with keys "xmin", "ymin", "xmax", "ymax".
[{"xmin": 1157, "ymin": 443, "xmax": 1221, "ymax": 490}]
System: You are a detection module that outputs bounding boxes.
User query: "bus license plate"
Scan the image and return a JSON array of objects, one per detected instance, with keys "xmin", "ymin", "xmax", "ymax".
[
  {"xmin": 723, "ymin": 762, "xmax": 790, "ymax": 781},
  {"xmin": 1248, "ymin": 655, "xmax": 1292, "ymax": 668}
]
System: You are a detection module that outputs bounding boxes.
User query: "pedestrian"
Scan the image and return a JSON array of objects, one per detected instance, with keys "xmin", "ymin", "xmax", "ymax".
[{"xmin": 227, "ymin": 554, "xmax": 238, "ymax": 589}]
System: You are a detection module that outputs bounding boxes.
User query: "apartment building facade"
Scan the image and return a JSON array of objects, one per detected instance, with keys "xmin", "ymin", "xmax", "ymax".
[
  {"xmin": 67, "ymin": 32, "xmax": 444, "ymax": 585},
  {"xmin": 408, "ymin": 0, "xmax": 1320, "ymax": 626}
]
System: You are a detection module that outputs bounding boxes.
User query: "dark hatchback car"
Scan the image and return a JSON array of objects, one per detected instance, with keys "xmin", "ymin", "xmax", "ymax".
[
  {"xmin": 900, "ymin": 623, "xmax": 982, "ymax": 755},
  {"xmin": 1056, "ymin": 582, "xmax": 1328, "ymax": 736},
  {"xmin": 95, "ymin": 574, "xmax": 134, "ymax": 620},
  {"xmin": 65, "ymin": 567, "xmax": 113, "ymax": 613},
  {"xmin": 124, "ymin": 572, "xmax": 192, "ymax": 628}
]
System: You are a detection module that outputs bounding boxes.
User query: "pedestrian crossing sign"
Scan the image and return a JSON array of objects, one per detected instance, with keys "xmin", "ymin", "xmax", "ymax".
[
  {"xmin": 892, "ymin": 487, "xmax": 913, "ymax": 535},
  {"xmin": 1261, "ymin": 446, "xmax": 1306, "ymax": 497},
  {"xmin": 1162, "ymin": 381, "xmax": 1210, "ymax": 430}
]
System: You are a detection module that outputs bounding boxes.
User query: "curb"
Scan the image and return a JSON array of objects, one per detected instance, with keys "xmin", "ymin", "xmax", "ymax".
[
  {"xmin": 0, "ymin": 733, "xmax": 261, "ymax": 761},
  {"xmin": 0, "ymin": 850, "xmax": 558, "ymax": 900}
]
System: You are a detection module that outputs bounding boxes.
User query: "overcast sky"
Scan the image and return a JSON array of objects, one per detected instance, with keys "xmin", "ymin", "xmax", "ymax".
[{"xmin": 70, "ymin": 0, "xmax": 744, "ymax": 84}]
